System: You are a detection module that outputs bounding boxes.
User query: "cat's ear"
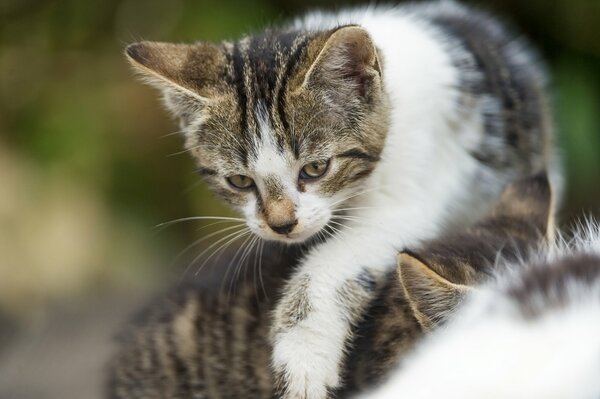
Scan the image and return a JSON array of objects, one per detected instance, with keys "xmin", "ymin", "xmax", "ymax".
[
  {"xmin": 125, "ymin": 41, "xmax": 227, "ymax": 119},
  {"xmin": 398, "ymin": 251, "xmax": 473, "ymax": 331},
  {"xmin": 491, "ymin": 172, "xmax": 555, "ymax": 242},
  {"xmin": 301, "ymin": 26, "xmax": 382, "ymax": 104}
]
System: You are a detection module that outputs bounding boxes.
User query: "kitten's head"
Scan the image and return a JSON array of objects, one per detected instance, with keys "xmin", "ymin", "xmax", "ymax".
[
  {"xmin": 125, "ymin": 26, "xmax": 388, "ymax": 243},
  {"xmin": 398, "ymin": 173, "xmax": 554, "ymax": 330}
]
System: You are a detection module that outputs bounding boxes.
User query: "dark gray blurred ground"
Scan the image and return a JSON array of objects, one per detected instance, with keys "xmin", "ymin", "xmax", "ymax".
[{"xmin": 0, "ymin": 292, "xmax": 148, "ymax": 399}]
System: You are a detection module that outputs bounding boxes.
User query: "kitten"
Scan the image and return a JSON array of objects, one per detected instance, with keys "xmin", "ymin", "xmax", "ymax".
[
  {"xmin": 124, "ymin": 2, "xmax": 558, "ymax": 396},
  {"xmin": 107, "ymin": 174, "xmax": 553, "ymax": 398},
  {"xmin": 363, "ymin": 222, "xmax": 600, "ymax": 399}
]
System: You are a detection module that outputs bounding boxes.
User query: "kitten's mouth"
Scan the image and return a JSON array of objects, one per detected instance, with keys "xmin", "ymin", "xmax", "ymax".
[{"xmin": 258, "ymin": 220, "xmax": 329, "ymax": 244}]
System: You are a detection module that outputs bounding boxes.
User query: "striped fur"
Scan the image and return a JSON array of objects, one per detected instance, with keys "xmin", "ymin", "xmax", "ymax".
[
  {"xmin": 107, "ymin": 245, "xmax": 302, "ymax": 399},
  {"xmin": 364, "ymin": 226, "xmax": 600, "ymax": 399},
  {"xmin": 126, "ymin": 28, "xmax": 386, "ymax": 226},
  {"xmin": 107, "ymin": 174, "xmax": 554, "ymax": 398},
  {"xmin": 123, "ymin": 2, "xmax": 559, "ymax": 397}
]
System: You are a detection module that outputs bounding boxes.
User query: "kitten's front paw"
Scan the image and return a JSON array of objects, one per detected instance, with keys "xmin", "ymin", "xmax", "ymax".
[{"xmin": 272, "ymin": 327, "xmax": 341, "ymax": 399}]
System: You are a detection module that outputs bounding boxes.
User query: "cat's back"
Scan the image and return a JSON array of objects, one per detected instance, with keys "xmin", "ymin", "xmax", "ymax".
[
  {"xmin": 107, "ymin": 245, "xmax": 303, "ymax": 399},
  {"xmin": 294, "ymin": 2, "xmax": 555, "ymax": 179},
  {"xmin": 370, "ymin": 225, "xmax": 600, "ymax": 398}
]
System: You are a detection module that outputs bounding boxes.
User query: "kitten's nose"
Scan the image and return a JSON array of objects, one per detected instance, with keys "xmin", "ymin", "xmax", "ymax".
[{"xmin": 269, "ymin": 220, "xmax": 298, "ymax": 235}]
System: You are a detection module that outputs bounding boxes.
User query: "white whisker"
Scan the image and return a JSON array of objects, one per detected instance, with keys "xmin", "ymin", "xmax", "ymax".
[
  {"xmin": 222, "ymin": 233, "xmax": 256, "ymax": 301},
  {"xmin": 191, "ymin": 228, "xmax": 251, "ymax": 276},
  {"xmin": 229, "ymin": 235, "xmax": 260, "ymax": 300},
  {"xmin": 332, "ymin": 206, "xmax": 376, "ymax": 213},
  {"xmin": 330, "ymin": 185, "xmax": 387, "ymax": 208},
  {"xmin": 156, "ymin": 216, "xmax": 245, "ymax": 229},
  {"xmin": 173, "ymin": 223, "xmax": 246, "ymax": 276}
]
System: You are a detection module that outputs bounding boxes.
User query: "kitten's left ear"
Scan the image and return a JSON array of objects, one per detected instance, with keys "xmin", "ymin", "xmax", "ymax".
[
  {"xmin": 301, "ymin": 26, "xmax": 383, "ymax": 103},
  {"xmin": 398, "ymin": 251, "xmax": 473, "ymax": 331}
]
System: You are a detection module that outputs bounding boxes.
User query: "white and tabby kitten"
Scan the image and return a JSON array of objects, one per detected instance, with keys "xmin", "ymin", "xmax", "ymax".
[
  {"xmin": 125, "ymin": 2, "xmax": 558, "ymax": 397},
  {"xmin": 364, "ymin": 221, "xmax": 600, "ymax": 399},
  {"xmin": 108, "ymin": 174, "xmax": 554, "ymax": 398}
]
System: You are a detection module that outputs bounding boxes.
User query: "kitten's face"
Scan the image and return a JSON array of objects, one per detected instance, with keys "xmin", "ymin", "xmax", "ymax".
[
  {"xmin": 126, "ymin": 27, "xmax": 389, "ymax": 243},
  {"xmin": 191, "ymin": 96, "xmax": 382, "ymax": 243}
]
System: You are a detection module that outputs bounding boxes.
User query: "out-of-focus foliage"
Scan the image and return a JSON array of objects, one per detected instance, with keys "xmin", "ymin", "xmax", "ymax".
[{"xmin": 0, "ymin": 0, "xmax": 599, "ymax": 327}]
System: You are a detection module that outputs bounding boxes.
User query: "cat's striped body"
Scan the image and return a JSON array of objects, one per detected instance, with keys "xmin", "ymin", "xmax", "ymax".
[{"xmin": 107, "ymin": 249, "xmax": 285, "ymax": 399}]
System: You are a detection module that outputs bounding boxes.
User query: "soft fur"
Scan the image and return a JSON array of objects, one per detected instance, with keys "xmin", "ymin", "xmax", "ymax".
[
  {"xmin": 108, "ymin": 174, "xmax": 554, "ymax": 398},
  {"xmin": 123, "ymin": 2, "xmax": 558, "ymax": 397},
  {"xmin": 363, "ymin": 227, "xmax": 600, "ymax": 399}
]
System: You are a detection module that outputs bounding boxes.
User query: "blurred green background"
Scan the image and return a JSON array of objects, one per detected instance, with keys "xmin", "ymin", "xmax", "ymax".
[{"xmin": 0, "ymin": 0, "xmax": 599, "ymax": 397}]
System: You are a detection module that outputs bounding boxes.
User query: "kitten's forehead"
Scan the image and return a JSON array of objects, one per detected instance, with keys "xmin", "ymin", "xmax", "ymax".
[
  {"xmin": 251, "ymin": 102, "xmax": 294, "ymax": 181},
  {"xmin": 194, "ymin": 31, "xmax": 325, "ymax": 168},
  {"xmin": 227, "ymin": 31, "xmax": 313, "ymax": 156}
]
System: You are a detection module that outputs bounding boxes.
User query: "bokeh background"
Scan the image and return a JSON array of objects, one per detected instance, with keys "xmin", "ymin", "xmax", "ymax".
[{"xmin": 1, "ymin": 0, "xmax": 599, "ymax": 397}]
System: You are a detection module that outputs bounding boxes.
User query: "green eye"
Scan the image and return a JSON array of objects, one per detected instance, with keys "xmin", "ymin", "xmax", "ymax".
[
  {"xmin": 300, "ymin": 159, "xmax": 330, "ymax": 179},
  {"xmin": 227, "ymin": 175, "xmax": 255, "ymax": 189}
]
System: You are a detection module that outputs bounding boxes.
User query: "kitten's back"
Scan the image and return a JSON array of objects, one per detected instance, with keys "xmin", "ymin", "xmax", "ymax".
[
  {"xmin": 107, "ymin": 245, "xmax": 302, "ymax": 399},
  {"xmin": 295, "ymin": 1, "xmax": 555, "ymax": 176},
  {"xmin": 366, "ymin": 224, "xmax": 600, "ymax": 399}
]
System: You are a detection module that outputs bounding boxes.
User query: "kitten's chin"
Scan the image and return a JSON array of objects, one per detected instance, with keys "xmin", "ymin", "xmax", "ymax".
[{"xmin": 258, "ymin": 231, "xmax": 318, "ymax": 244}]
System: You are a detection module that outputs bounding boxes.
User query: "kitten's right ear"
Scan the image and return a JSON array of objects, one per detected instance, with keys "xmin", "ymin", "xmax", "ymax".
[
  {"xmin": 125, "ymin": 41, "xmax": 227, "ymax": 117},
  {"xmin": 398, "ymin": 252, "xmax": 472, "ymax": 331},
  {"xmin": 299, "ymin": 26, "xmax": 382, "ymax": 107}
]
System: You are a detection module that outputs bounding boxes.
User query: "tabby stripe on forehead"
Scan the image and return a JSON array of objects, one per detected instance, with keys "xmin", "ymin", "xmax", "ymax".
[
  {"xmin": 276, "ymin": 35, "xmax": 309, "ymax": 139},
  {"xmin": 232, "ymin": 42, "xmax": 248, "ymax": 138},
  {"xmin": 248, "ymin": 35, "xmax": 264, "ymax": 104},
  {"xmin": 250, "ymin": 34, "xmax": 278, "ymax": 114}
]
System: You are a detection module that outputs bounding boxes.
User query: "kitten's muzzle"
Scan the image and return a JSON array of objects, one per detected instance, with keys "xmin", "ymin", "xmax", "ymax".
[
  {"xmin": 268, "ymin": 220, "xmax": 298, "ymax": 235},
  {"xmin": 263, "ymin": 196, "xmax": 297, "ymax": 236}
]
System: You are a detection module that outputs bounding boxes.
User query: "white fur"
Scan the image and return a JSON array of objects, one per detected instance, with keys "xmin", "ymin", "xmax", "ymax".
[
  {"xmin": 362, "ymin": 224, "xmax": 600, "ymax": 399},
  {"xmin": 271, "ymin": 6, "xmax": 510, "ymax": 398}
]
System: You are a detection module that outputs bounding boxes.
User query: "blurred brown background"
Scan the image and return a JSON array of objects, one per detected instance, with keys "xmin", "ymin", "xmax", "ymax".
[{"xmin": 0, "ymin": 0, "xmax": 599, "ymax": 398}]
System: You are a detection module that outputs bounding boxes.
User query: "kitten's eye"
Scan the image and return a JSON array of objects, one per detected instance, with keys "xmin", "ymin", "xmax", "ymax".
[
  {"xmin": 300, "ymin": 159, "xmax": 330, "ymax": 180},
  {"xmin": 227, "ymin": 175, "xmax": 255, "ymax": 190}
]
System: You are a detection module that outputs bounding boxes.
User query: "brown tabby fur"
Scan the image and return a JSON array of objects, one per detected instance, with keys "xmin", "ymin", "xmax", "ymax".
[
  {"xmin": 107, "ymin": 174, "xmax": 553, "ymax": 398},
  {"xmin": 126, "ymin": 27, "xmax": 388, "ymax": 210}
]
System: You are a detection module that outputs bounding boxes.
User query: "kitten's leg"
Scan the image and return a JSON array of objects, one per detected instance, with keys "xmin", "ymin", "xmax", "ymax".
[{"xmin": 271, "ymin": 221, "xmax": 417, "ymax": 399}]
